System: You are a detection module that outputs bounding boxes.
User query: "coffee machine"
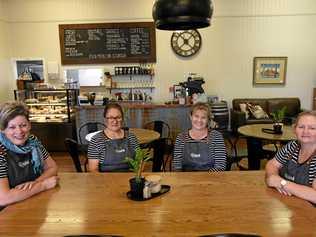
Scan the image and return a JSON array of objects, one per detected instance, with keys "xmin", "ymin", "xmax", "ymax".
[
  {"xmin": 173, "ymin": 74, "xmax": 205, "ymax": 104},
  {"xmin": 179, "ymin": 74, "xmax": 205, "ymax": 96}
]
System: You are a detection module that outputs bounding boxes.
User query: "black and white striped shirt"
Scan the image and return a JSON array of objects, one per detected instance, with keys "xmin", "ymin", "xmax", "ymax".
[
  {"xmin": 172, "ymin": 129, "xmax": 227, "ymax": 171},
  {"xmin": 0, "ymin": 135, "xmax": 49, "ymax": 179},
  {"xmin": 275, "ymin": 140, "xmax": 316, "ymax": 185},
  {"xmin": 87, "ymin": 131, "xmax": 139, "ymax": 164}
]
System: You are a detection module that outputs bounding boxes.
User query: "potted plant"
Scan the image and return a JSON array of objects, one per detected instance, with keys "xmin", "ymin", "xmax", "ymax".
[
  {"xmin": 270, "ymin": 106, "xmax": 287, "ymax": 134},
  {"xmin": 125, "ymin": 147, "xmax": 151, "ymax": 199}
]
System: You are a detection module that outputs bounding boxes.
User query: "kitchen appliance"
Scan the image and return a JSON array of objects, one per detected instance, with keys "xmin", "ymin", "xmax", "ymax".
[{"xmin": 179, "ymin": 74, "xmax": 205, "ymax": 96}]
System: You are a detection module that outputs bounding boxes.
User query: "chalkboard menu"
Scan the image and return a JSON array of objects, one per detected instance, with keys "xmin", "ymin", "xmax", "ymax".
[{"xmin": 59, "ymin": 22, "xmax": 156, "ymax": 65}]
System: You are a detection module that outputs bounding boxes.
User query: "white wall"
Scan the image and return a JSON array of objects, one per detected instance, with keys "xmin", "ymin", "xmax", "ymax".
[
  {"xmin": 4, "ymin": 0, "xmax": 316, "ymax": 109},
  {"xmin": 0, "ymin": 0, "xmax": 13, "ymax": 102}
]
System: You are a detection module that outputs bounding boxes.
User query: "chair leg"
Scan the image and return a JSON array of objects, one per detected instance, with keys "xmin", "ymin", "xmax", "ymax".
[
  {"xmin": 84, "ymin": 157, "xmax": 88, "ymax": 172},
  {"xmin": 162, "ymin": 154, "xmax": 172, "ymax": 172},
  {"xmin": 226, "ymin": 135, "xmax": 249, "ymax": 170}
]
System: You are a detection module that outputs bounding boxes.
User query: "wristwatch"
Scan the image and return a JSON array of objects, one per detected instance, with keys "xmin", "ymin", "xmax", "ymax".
[{"xmin": 280, "ymin": 179, "xmax": 288, "ymax": 187}]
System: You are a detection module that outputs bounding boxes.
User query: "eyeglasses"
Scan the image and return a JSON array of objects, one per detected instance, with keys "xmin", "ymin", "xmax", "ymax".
[{"xmin": 105, "ymin": 116, "xmax": 123, "ymax": 121}]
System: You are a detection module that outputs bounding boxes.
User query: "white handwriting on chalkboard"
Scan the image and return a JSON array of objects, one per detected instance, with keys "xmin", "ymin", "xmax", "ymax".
[
  {"xmin": 88, "ymin": 29, "xmax": 104, "ymax": 40},
  {"xmin": 62, "ymin": 25, "xmax": 153, "ymax": 61}
]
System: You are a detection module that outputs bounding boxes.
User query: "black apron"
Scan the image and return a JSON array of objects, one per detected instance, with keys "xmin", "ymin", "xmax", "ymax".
[
  {"xmin": 6, "ymin": 150, "xmax": 38, "ymax": 188},
  {"xmin": 279, "ymin": 147, "xmax": 315, "ymax": 187},
  {"xmin": 182, "ymin": 133, "xmax": 214, "ymax": 171},
  {"xmin": 99, "ymin": 132, "xmax": 135, "ymax": 172}
]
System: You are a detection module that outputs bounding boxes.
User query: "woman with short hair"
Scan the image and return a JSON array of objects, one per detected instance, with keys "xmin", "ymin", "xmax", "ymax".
[
  {"xmin": 0, "ymin": 102, "xmax": 58, "ymax": 207},
  {"xmin": 172, "ymin": 102, "xmax": 227, "ymax": 171}
]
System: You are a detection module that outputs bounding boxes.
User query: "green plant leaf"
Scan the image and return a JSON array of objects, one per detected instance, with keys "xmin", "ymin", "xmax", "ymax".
[
  {"xmin": 124, "ymin": 147, "xmax": 151, "ymax": 181},
  {"xmin": 270, "ymin": 106, "xmax": 287, "ymax": 123}
]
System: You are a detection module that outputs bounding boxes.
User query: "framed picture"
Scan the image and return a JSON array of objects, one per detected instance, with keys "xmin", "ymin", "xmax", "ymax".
[{"xmin": 253, "ymin": 57, "xmax": 287, "ymax": 85}]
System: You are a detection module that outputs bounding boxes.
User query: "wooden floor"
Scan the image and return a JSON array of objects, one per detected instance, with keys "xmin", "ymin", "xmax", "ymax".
[{"xmin": 52, "ymin": 137, "xmax": 268, "ymax": 172}]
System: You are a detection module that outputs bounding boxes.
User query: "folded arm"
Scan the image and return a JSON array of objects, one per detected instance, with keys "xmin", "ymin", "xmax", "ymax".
[
  {"xmin": 0, "ymin": 156, "xmax": 58, "ymax": 206},
  {"xmin": 265, "ymin": 158, "xmax": 316, "ymax": 203}
]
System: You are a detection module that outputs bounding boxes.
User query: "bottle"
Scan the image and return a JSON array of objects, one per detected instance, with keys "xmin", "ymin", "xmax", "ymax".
[{"xmin": 143, "ymin": 182, "xmax": 151, "ymax": 199}]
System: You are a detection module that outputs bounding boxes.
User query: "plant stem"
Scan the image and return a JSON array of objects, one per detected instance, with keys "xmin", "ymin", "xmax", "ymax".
[{"xmin": 136, "ymin": 159, "xmax": 144, "ymax": 180}]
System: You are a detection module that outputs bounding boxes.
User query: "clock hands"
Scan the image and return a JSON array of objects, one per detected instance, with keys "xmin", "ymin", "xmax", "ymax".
[{"xmin": 171, "ymin": 29, "xmax": 201, "ymax": 57}]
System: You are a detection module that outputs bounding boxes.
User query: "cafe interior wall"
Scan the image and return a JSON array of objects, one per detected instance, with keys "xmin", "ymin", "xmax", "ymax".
[
  {"xmin": 1, "ymin": 0, "xmax": 316, "ymax": 109},
  {"xmin": 0, "ymin": 0, "xmax": 13, "ymax": 102}
]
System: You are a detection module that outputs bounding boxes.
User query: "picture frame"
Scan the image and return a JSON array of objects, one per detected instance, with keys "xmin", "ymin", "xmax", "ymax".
[{"xmin": 253, "ymin": 57, "xmax": 287, "ymax": 85}]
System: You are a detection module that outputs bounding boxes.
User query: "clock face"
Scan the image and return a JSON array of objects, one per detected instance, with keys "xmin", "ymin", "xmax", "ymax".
[{"xmin": 171, "ymin": 29, "xmax": 202, "ymax": 57}]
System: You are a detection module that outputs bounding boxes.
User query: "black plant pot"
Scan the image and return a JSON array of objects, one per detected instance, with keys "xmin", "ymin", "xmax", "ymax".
[
  {"xmin": 129, "ymin": 177, "xmax": 145, "ymax": 199},
  {"xmin": 273, "ymin": 124, "xmax": 283, "ymax": 134}
]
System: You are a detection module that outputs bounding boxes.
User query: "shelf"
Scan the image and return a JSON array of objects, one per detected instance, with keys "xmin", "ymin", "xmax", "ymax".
[
  {"xmin": 109, "ymin": 87, "xmax": 155, "ymax": 90},
  {"xmin": 30, "ymin": 114, "xmax": 68, "ymax": 117},
  {"xmin": 112, "ymin": 74, "xmax": 153, "ymax": 77},
  {"xmin": 31, "ymin": 89, "xmax": 70, "ymax": 93},
  {"xmin": 27, "ymin": 103, "xmax": 66, "ymax": 106}
]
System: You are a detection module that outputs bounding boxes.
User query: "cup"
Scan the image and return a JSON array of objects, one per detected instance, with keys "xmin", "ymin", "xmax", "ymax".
[{"xmin": 146, "ymin": 175, "xmax": 162, "ymax": 194}]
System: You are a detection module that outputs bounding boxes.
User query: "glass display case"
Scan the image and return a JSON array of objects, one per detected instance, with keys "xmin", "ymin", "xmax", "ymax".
[{"xmin": 14, "ymin": 89, "xmax": 79, "ymax": 123}]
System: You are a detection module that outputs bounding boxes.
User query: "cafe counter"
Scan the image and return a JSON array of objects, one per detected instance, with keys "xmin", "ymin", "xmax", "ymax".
[{"xmin": 75, "ymin": 103, "xmax": 192, "ymax": 141}]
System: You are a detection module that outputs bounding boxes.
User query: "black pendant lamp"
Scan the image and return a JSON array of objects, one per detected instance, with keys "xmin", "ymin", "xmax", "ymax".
[{"xmin": 152, "ymin": 0, "xmax": 213, "ymax": 30}]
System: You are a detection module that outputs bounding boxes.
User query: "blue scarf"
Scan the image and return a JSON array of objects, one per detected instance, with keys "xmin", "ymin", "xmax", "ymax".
[{"xmin": 0, "ymin": 132, "xmax": 43, "ymax": 175}]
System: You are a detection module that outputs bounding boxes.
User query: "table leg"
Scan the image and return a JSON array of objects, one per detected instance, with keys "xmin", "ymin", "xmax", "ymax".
[{"xmin": 246, "ymin": 137, "xmax": 264, "ymax": 170}]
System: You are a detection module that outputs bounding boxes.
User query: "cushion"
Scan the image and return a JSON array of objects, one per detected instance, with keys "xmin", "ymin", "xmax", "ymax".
[
  {"xmin": 239, "ymin": 103, "xmax": 250, "ymax": 119},
  {"xmin": 247, "ymin": 103, "xmax": 269, "ymax": 119}
]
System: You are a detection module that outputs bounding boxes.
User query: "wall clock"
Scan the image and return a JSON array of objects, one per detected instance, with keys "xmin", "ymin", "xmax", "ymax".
[{"xmin": 170, "ymin": 29, "xmax": 202, "ymax": 57}]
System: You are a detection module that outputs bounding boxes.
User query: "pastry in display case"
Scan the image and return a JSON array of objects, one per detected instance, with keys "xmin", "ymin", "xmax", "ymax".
[{"xmin": 14, "ymin": 89, "xmax": 79, "ymax": 123}]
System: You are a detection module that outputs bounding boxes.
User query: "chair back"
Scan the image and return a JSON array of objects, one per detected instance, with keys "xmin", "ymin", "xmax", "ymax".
[
  {"xmin": 78, "ymin": 122, "xmax": 105, "ymax": 145},
  {"xmin": 144, "ymin": 120, "xmax": 173, "ymax": 172},
  {"xmin": 145, "ymin": 120, "xmax": 170, "ymax": 139},
  {"xmin": 64, "ymin": 138, "xmax": 84, "ymax": 172}
]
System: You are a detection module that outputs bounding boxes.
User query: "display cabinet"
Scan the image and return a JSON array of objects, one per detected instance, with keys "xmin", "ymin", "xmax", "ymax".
[
  {"xmin": 14, "ymin": 89, "xmax": 79, "ymax": 151},
  {"xmin": 14, "ymin": 89, "xmax": 79, "ymax": 123}
]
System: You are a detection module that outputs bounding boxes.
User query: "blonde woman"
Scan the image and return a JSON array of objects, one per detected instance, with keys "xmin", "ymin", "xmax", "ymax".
[
  {"xmin": 266, "ymin": 111, "xmax": 316, "ymax": 204},
  {"xmin": 172, "ymin": 102, "xmax": 227, "ymax": 171}
]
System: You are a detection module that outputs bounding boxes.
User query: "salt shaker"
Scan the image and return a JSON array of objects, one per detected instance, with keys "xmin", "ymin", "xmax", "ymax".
[{"xmin": 143, "ymin": 181, "xmax": 151, "ymax": 199}]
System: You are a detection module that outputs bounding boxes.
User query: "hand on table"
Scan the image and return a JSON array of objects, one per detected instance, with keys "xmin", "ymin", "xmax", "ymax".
[
  {"xmin": 267, "ymin": 174, "xmax": 292, "ymax": 196},
  {"xmin": 42, "ymin": 176, "xmax": 59, "ymax": 190}
]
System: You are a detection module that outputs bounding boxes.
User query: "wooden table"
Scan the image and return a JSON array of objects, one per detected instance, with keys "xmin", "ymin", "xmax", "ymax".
[
  {"xmin": 85, "ymin": 128, "xmax": 160, "ymax": 145},
  {"xmin": 238, "ymin": 124, "xmax": 296, "ymax": 170},
  {"xmin": 1, "ymin": 172, "xmax": 316, "ymax": 237},
  {"xmin": 238, "ymin": 124, "xmax": 296, "ymax": 142}
]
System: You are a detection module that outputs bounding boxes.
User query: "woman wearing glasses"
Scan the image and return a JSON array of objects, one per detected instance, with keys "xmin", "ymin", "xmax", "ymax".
[{"xmin": 87, "ymin": 103, "xmax": 139, "ymax": 172}]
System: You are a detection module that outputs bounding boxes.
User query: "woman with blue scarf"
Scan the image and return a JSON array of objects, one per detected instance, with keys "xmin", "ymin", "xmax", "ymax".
[{"xmin": 0, "ymin": 102, "xmax": 58, "ymax": 208}]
